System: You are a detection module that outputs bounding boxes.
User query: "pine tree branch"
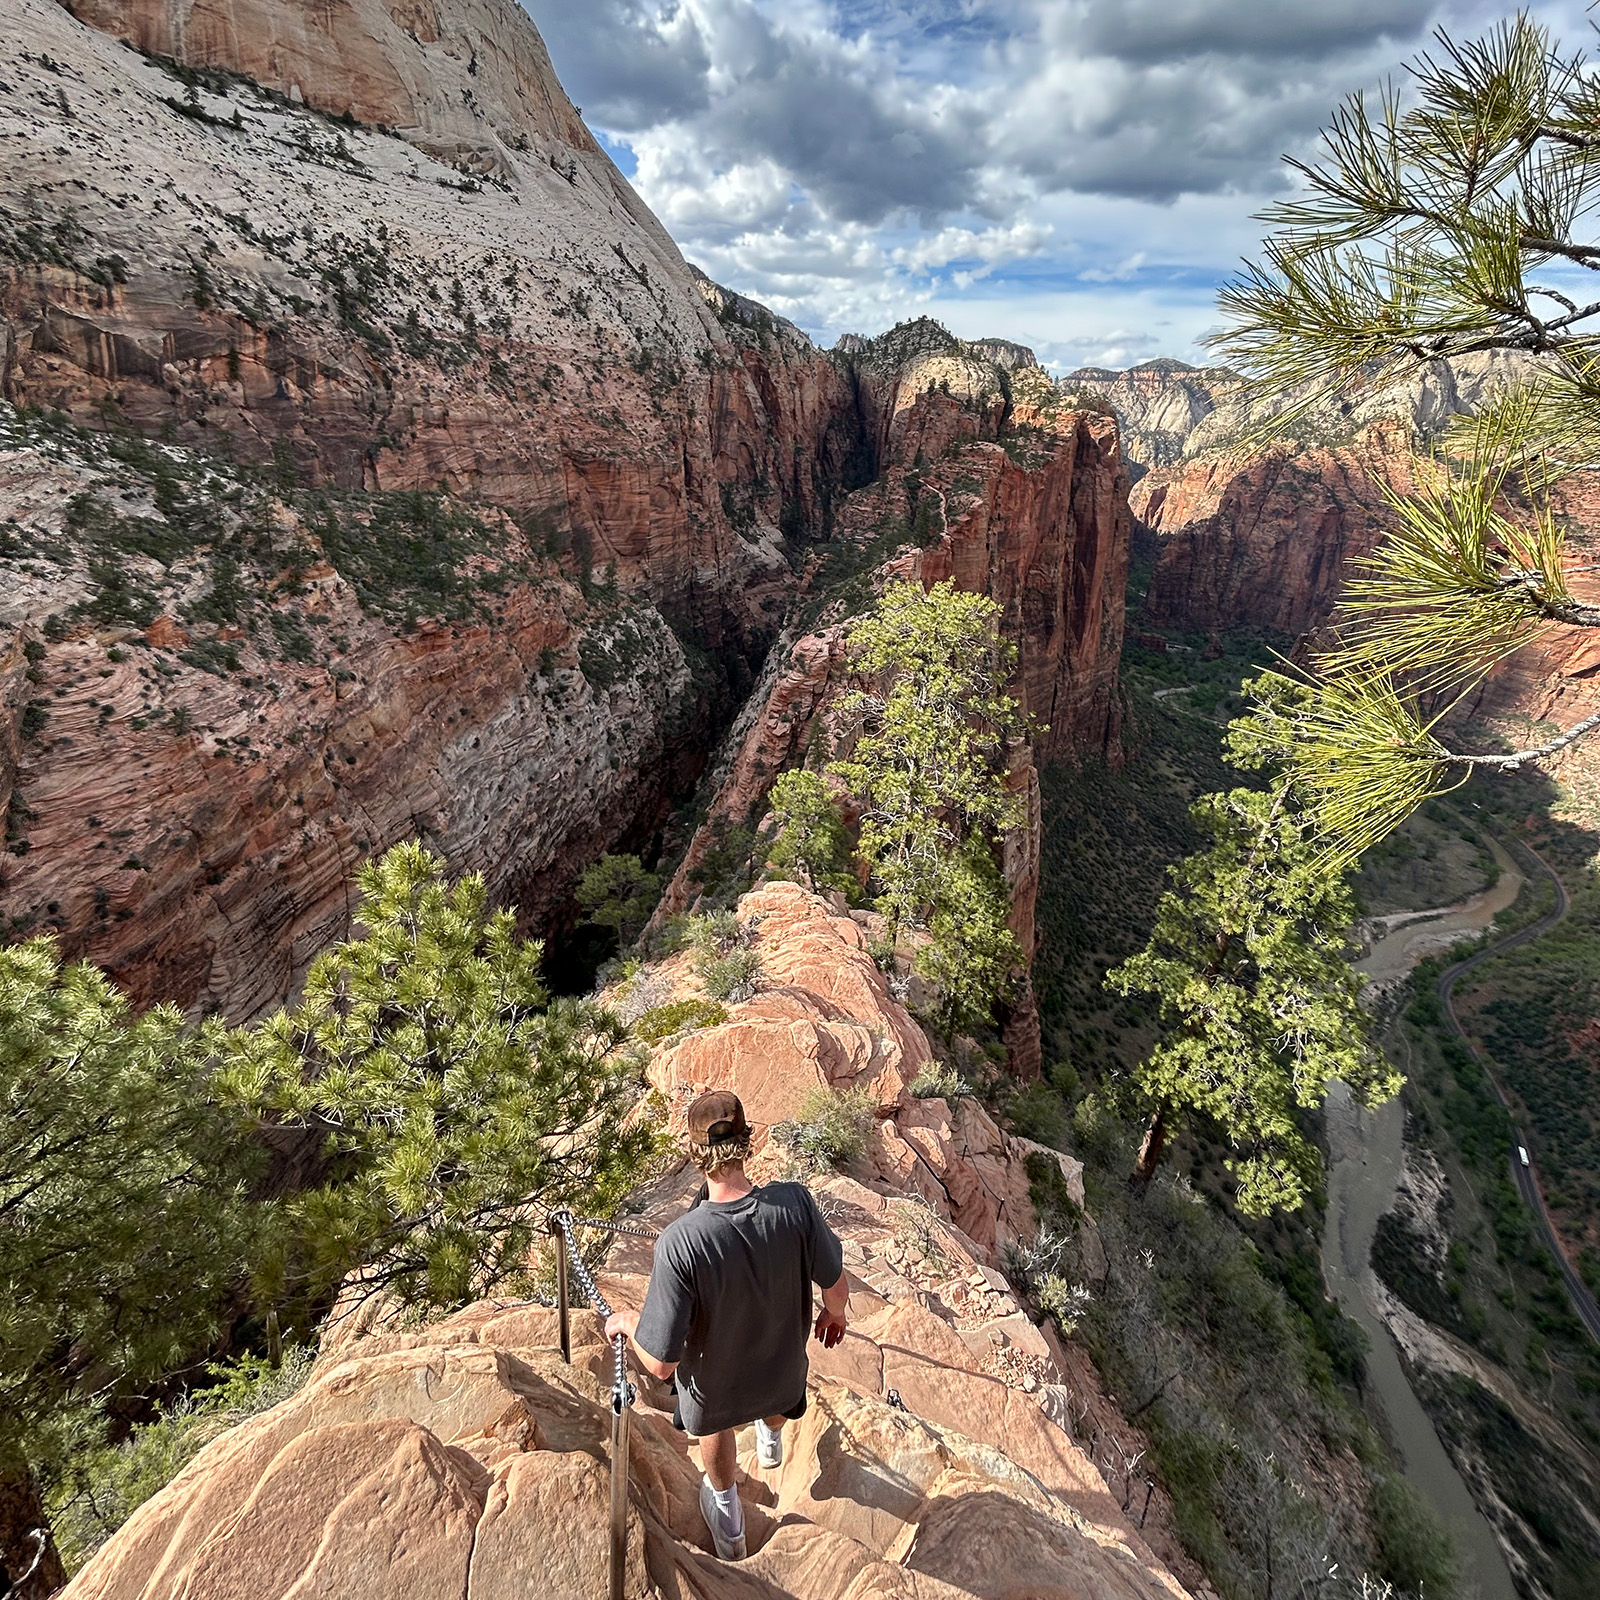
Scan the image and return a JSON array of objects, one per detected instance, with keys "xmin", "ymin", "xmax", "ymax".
[
  {"xmin": 1539, "ymin": 298, "xmax": 1600, "ymax": 334},
  {"xmin": 1496, "ymin": 571, "xmax": 1600, "ymax": 627},
  {"xmin": 1517, "ymin": 234, "xmax": 1600, "ymax": 269},
  {"xmin": 1528, "ymin": 285, "xmax": 1580, "ymax": 314},
  {"xmin": 1543, "ymin": 594, "xmax": 1600, "ymax": 626},
  {"xmin": 1531, "ymin": 126, "xmax": 1600, "ymax": 154},
  {"xmin": 1452, "ymin": 706, "xmax": 1600, "ymax": 767}
]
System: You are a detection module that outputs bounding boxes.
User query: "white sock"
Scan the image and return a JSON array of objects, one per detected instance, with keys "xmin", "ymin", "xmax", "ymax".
[{"xmin": 706, "ymin": 1475, "xmax": 744, "ymax": 1536}]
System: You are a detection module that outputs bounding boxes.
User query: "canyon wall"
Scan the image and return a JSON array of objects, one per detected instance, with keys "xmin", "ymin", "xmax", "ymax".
[
  {"xmin": 1132, "ymin": 432, "xmax": 1412, "ymax": 636},
  {"xmin": 1069, "ymin": 353, "xmax": 1527, "ymax": 638},
  {"xmin": 1074, "ymin": 350, "xmax": 1600, "ymax": 816},
  {"xmin": 9, "ymin": 0, "xmax": 853, "ymax": 629},
  {"xmin": 654, "ymin": 345, "xmax": 1131, "ymax": 1077},
  {"xmin": 1, "ymin": 0, "xmax": 844, "ymax": 1013},
  {"xmin": 1, "ymin": 2, "xmax": 1127, "ymax": 1022}
]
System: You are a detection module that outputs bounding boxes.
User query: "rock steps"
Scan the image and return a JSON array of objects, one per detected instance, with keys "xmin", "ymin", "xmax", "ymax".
[{"xmin": 63, "ymin": 1265, "xmax": 1185, "ymax": 1600}]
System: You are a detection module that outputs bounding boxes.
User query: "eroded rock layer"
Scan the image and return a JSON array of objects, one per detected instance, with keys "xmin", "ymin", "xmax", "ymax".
[{"xmin": 2, "ymin": 3, "xmax": 1129, "ymax": 1015}]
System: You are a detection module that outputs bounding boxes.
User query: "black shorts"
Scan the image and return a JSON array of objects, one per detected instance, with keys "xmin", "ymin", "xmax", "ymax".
[{"xmin": 671, "ymin": 1384, "xmax": 807, "ymax": 1433}]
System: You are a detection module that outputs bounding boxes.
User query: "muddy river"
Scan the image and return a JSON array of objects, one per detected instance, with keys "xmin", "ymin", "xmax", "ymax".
[{"xmin": 1323, "ymin": 841, "xmax": 1523, "ymax": 1600}]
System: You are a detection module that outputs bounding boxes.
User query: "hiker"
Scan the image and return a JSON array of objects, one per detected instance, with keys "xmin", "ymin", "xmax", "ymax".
[{"xmin": 604, "ymin": 1089, "xmax": 850, "ymax": 1561}]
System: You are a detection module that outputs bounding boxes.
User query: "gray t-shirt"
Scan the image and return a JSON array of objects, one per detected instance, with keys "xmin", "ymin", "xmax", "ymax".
[{"xmin": 633, "ymin": 1181, "xmax": 844, "ymax": 1436}]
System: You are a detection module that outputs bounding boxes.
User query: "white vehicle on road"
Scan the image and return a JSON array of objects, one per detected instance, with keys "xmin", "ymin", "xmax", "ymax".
[{"xmin": 1518, "ymin": 1146, "xmax": 1530, "ymax": 1167}]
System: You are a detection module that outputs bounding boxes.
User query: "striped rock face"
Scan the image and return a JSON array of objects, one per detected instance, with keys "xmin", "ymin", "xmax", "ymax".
[{"xmin": 3, "ymin": 1, "xmax": 1129, "ymax": 1024}]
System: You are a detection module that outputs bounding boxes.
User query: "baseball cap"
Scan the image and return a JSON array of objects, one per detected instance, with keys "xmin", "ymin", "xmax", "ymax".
[{"xmin": 687, "ymin": 1089, "xmax": 752, "ymax": 1146}]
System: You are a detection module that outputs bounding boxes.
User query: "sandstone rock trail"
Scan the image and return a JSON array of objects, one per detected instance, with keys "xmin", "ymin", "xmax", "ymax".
[{"xmin": 62, "ymin": 884, "xmax": 1194, "ymax": 1600}]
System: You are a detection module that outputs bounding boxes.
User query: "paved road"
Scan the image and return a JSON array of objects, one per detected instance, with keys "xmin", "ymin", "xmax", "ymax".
[{"xmin": 1435, "ymin": 840, "xmax": 1600, "ymax": 1345}]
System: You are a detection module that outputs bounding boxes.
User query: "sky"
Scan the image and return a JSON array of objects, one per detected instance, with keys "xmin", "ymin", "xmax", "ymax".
[{"xmin": 522, "ymin": 1, "xmax": 1597, "ymax": 372}]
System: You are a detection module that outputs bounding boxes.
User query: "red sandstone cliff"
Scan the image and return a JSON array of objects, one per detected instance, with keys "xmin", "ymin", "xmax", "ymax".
[
  {"xmin": 1069, "ymin": 354, "xmax": 1526, "ymax": 640},
  {"xmin": 1133, "ymin": 432, "xmax": 1416, "ymax": 636},
  {"xmin": 0, "ymin": 0, "xmax": 858, "ymax": 1012},
  {"xmin": 1, "ymin": 3, "xmax": 1127, "ymax": 1032}
]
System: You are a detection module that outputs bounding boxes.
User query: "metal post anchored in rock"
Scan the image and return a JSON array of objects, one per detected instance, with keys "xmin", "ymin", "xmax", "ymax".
[
  {"xmin": 609, "ymin": 1382, "xmax": 632, "ymax": 1596},
  {"xmin": 548, "ymin": 1212, "xmax": 571, "ymax": 1364},
  {"xmin": 548, "ymin": 1209, "xmax": 643, "ymax": 1600}
]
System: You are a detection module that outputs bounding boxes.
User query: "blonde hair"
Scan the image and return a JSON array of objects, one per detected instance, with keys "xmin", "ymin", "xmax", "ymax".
[{"xmin": 688, "ymin": 1135, "xmax": 752, "ymax": 1176}]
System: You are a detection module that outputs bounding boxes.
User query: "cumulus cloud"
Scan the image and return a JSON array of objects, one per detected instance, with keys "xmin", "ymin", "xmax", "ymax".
[
  {"xmin": 523, "ymin": 0, "xmax": 1596, "ymax": 358},
  {"xmin": 531, "ymin": 2, "xmax": 711, "ymax": 129},
  {"xmin": 1070, "ymin": 0, "xmax": 1441, "ymax": 64}
]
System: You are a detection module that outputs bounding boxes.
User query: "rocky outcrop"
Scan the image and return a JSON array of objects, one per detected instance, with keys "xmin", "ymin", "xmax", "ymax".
[
  {"xmin": 60, "ymin": 880, "xmax": 1195, "ymax": 1600},
  {"xmin": 651, "ymin": 364, "xmax": 1128, "ymax": 1080},
  {"xmin": 636, "ymin": 881, "xmax": 1056, "ymax": 1258},
  {"xmin": 58, "ymin": 1244, "xmax": 1191, "ymax": 1600},
  {"xmin": 660, "ymin": 360, "xmax": 1129, "ymax": 904},
  {"xmin": 57, "ymin": 0, "xmax": 598, "ymax": 170},
  {"xmin": 1132, "ymin": 432, "xmax": 1415, "ymax": 635}
]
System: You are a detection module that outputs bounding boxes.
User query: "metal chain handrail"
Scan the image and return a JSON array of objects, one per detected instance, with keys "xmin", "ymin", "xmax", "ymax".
[
  {"xmin": 561, "ymin": 1212, "xmax": 661, "ymax": 1242},
  {"xmin": 546, "ymin": 1207, "xmax": 649, "ymax": 1600}
]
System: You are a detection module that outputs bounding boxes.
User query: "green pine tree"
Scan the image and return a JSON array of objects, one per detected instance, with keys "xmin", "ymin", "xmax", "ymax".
[
  {"xmin": 220, "ymin": 842, "xmax": 658, "ymax": 1316},
  {"xmin": 828, "ymin": 580, "xmax": 1028, "ymax": 1030},
  {"xmin": 917, "ymin": 837, "xmax": 1022, "ymax": 1039},
  {"xmin": 1106, "ymin": 789, "xmax": 1398, "ymax": 1214},
  {"xmin": 575, "ymin": 852, "xmax": 661, "ymax": 948},
  {"xmin": 763, "ymin": 770, "xmax": 855, "ymax": 895},
  {"xmin": 0, "ymin": 939, "xmax": 260, "ymax": 1587},
  {"xmin": 1214, "ymin": 15, "xmax": 1600, "ymax": 864}
]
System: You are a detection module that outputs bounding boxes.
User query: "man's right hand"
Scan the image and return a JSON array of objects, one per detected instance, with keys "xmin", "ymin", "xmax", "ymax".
[{"xmin": 814, "ymin": 1306, "xmax": 847, "ymax": 1349}]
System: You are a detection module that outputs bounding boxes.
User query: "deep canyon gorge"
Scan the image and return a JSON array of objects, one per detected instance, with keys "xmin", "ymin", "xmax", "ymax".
[{"xmin": 4, "ymin": 2, "xmax": 1600, "ymax": 1599}]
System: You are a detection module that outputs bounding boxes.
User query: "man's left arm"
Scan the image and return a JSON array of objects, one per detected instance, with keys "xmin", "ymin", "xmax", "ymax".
[
  {"xmin": 605, "ymin": 1243, "xmax": 691, "ymax": 1381},
  {"xmin": 805, "ymin": 1190, "xmax": 850, "ymax": 1348},
  {"xmin": 604, "ymin": 1307, "xmax": 679, "ymax": 1381}
]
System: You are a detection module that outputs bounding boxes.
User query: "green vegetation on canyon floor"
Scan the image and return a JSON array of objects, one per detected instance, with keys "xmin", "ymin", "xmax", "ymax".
[
  {"xmin": 1030, "ymin": 604, "xmax": 1599, "ymax": 1599},
  {"xmin": 1013, "ymin": 637, "xmax": 1457, "ymax": 1599}
]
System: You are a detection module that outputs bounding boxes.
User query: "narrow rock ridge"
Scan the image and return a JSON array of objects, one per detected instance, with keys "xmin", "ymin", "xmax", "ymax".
[
  {"xmin": 655, "ymin": 368, "xmax": 1128, "ymax": 1077},
  {"xmin": 61, "ymin": 881, "xmax": 1198, "ymax": 1600}
]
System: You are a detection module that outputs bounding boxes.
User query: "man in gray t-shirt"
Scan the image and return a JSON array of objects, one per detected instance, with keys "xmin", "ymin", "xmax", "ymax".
[{"xmin": 605, "ymin": 1090, "xmax": 849, "ymax": 1561}]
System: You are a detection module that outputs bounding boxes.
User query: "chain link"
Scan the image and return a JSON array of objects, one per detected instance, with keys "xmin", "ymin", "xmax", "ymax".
[
  {"xmin": 550, "ymin": 1209, "xmax": 636, "ymax": 1411},
  {"xmin": 562, "ymin": 1212, "xmax": 660, "ymax": 1241},
  {"xmin": 550, "ymin": 1208, "xmax": 614, "ymax": 1317}
]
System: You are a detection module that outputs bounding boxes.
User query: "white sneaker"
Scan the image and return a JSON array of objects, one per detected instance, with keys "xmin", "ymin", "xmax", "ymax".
[
  {"xmin": 754, "ymin": 1418, "xmax": 783, "ymax": 1469},
  {"xmin": 699, "ymin": 1476, "xmax": 747, "ymax": 1561}
]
